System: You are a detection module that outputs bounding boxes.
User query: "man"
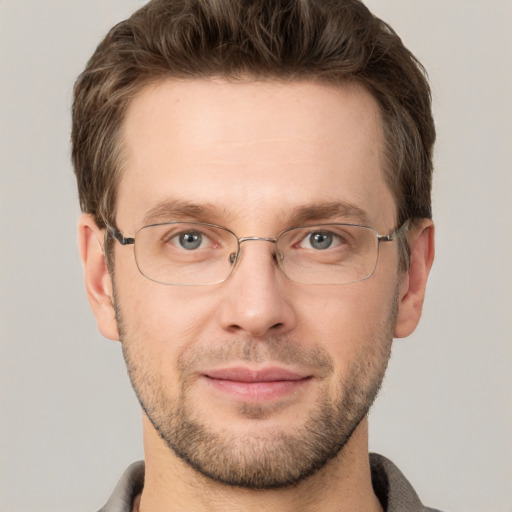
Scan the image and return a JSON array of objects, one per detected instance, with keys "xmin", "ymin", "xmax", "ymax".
[{"xmin": 72, "ymin": 0, "xmax": 438, "ymax": 510}]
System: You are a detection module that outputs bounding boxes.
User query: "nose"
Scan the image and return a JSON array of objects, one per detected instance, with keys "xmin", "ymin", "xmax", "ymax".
[{"xmin": 218, "ymin": 239, "xmax": 297, "ymax": 338}]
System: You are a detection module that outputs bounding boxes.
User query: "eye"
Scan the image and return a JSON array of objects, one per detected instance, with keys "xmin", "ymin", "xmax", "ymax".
[
  {"xmin": 160, "ymin": 229, "xmax": 212, "ymax": 251},
  {"xmin": 300, "ymin": 230, "xmax": 342, "ymax": 250},
  {"xmin": 155, "ymin": 223, "xmax": 232, "ymax": 254},
  {"xmin": 176, "ymin": 231, "xmax": 207, "ymax": 250}
]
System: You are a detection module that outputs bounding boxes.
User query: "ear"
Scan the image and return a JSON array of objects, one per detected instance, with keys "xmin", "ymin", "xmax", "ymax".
[
  {"xmin": 77, "ymin": 213, "xmax": 120, "ymax": 341},
  {"xmin": 394, "ymin": 219, "xmax": 435, "ymax": 338}
]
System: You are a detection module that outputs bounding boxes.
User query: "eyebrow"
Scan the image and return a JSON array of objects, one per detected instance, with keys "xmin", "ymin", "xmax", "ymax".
[
  {"xmin": 289, "ymin": 202, "xmax": 371, "ymax": 226},
  {"xmin": 141, "ymin": 199, "xmax": 371, "ymax": 228},
  {"xmin": 142, "ymin": 199, "xmax": 221, "ymax": 226}
]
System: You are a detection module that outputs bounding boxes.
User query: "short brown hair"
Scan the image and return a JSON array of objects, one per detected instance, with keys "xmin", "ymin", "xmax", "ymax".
[{"xmin": 72, "ymin": 0, "xmax": 434, "ymax": 233}]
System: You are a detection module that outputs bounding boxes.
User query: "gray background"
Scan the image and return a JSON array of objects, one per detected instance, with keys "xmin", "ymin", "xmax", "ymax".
[{"xmin": 1, "ymin": 1, "xmax": 511, "ymax": 511}]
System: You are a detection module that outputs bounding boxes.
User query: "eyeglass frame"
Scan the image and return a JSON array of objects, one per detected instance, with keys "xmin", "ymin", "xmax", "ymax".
[{"xmin": 107, "ymin": 219, "xmax": 411, "ymax": 286}]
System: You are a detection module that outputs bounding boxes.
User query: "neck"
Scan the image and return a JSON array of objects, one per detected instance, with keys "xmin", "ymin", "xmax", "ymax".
[{"xmin": 138, "ymin": 415, "xmax": 383, "ymax": 512}]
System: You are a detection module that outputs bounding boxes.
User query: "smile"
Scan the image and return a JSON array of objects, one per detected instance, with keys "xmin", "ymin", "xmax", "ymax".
[{"xmin": 202, "ymin": 367, "xmax": 313, "ymax": 402}]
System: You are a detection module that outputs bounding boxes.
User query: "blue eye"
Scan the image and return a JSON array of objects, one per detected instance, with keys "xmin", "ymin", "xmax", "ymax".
[
  {"xmin": 178, "ymin": 232, "xmax": 203, "ymax": 250},
  {"xmin": 308, "ymin": 232, "xmax": 333, "ymax": 250}
]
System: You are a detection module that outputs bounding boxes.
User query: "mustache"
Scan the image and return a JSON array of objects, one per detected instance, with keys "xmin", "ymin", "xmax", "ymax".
[{"xmin": 178, "ymin": 336, "xmax": 335, "ymax": 377}]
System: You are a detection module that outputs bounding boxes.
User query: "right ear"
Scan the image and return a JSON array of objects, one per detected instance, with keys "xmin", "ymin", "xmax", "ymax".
[{"xmin": 77, "ymin": 213, "xmax": 120, "ymax": 341}]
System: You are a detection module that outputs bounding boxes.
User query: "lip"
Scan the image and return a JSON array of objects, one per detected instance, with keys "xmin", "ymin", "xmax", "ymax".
[
  {"xmin": 205, "ymin": 367, "xmax": 309, "ymax": 382},
  {"xmin": 202, "ymin": 367, "xmax": 312, "ymax": 402}
]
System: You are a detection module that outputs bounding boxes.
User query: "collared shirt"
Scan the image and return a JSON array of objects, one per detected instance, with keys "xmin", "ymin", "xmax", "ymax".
[{"xmin": 98, "ymin": 453, "xmax": 443, "ymax": 512}]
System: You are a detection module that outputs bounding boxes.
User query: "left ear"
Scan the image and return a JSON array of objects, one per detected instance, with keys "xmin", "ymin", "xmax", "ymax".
[{"xmin": 394, "ymin": 219, "xmax": 435, "ymax": 338}]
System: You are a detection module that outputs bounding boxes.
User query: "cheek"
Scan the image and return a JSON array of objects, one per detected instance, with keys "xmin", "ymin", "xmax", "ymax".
[
  {"xmin": 294, "ymin": 281, "xmax": 397, "ymax": 369},
  {"xmin": 114, "ymin": 264, "xmax": 221, "ymax": 364}
]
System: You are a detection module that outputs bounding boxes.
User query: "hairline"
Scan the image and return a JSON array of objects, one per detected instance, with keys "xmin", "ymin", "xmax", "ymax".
[{"xmin": 105, "ymin": 74, "xmax": 403, "ymax": 228}]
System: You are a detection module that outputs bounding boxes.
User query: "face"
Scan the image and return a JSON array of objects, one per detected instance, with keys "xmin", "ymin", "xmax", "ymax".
[{"xmin": 109, "ymin": 79, "xmax": 403, "ymax": 488}]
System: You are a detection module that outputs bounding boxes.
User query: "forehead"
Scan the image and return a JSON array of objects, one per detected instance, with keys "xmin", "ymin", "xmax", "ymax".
[{"xmin": 117, "ymin": 79, "xmax": 395, "ymax": 231}]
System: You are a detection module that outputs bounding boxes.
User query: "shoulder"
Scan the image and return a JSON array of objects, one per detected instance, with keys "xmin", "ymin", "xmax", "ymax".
[
  {"xmin": 97, "ymin": 461, "xmax": 145, "ymax": 512},
  {"xmin": 370, "ymin": 453, "xmax": 443, "ymax": 512}
]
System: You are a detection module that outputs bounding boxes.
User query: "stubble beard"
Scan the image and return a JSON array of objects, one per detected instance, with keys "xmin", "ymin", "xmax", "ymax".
[{"xmin": 116, "ymin": 291, "xmax": 396, "ymax": 490}]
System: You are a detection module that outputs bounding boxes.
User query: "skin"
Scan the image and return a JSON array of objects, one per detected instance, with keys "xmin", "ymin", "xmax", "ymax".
[{"xmin": 78, "ymin": 79, "xmax": 434, "ymax": 512}]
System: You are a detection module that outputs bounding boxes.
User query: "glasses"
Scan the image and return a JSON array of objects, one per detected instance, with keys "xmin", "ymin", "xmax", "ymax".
[{"xmin": 109, "ymin": 220, "xmax": 410, "ymax": 286}]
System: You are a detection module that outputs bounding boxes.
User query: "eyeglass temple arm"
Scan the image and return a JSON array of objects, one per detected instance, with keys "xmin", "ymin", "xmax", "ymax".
[
  {"xmin": 377, "ymin": 218, "xmax": 411, "ymax": 243},
  {"xmin": 109, "ymin": 226, "xmax": 135, "ymax": 246}
]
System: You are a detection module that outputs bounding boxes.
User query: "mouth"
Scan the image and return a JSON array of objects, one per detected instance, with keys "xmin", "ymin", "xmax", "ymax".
[{"xmin": 202, "ymin": 367, "xmax": 313, "ymax": 402}]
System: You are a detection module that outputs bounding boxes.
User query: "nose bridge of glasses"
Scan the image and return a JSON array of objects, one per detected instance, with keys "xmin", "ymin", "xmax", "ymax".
[
  {"xmin": 231, "ymin": 236, "xmax": 281, "ymax": 266},
  {"xmin": 238, "ymin": 236, "xmax": 278, "ymax": 244}
]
